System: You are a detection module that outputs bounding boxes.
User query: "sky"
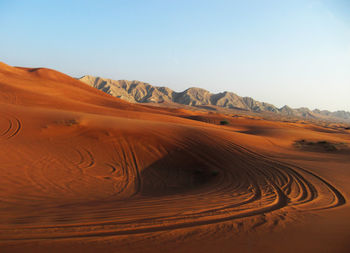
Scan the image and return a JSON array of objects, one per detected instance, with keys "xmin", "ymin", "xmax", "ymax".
[{"xmin": 0, "ymin": 0, "xmax": 349, "ymax": 111}]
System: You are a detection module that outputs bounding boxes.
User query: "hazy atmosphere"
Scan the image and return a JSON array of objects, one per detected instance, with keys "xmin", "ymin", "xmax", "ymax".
[
  {"xmin": 1, "ymin": 0, "xmax": 349, "ymax": 111},
  {"xmin": 2, "ymin": 1, "xmax": 350, "ymax": 253}
]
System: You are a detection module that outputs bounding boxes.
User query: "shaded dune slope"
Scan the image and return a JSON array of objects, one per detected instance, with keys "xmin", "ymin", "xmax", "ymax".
[{"xmin": 0, "ymin": 62, "xmax": 346, "ymax": 243}]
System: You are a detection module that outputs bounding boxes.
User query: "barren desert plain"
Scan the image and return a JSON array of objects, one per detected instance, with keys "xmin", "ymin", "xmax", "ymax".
[{"xmin": 0, "ymin": 62, "xmax": 350, "ymax": 253}]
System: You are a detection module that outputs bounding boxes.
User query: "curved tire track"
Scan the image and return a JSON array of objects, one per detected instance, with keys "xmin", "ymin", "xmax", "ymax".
[
  {"xmin": 1, "ymin": 136, "xmax": 346, "ymax": 242},
  {"xmin": 0, "ymin": 113, "xmax": 22, "ymax": 139}
]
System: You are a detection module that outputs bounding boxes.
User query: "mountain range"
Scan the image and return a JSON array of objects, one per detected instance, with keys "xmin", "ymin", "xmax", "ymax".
[{"xmin": 79, "ymin": 75, "xmax": 350, "ymax": 122}]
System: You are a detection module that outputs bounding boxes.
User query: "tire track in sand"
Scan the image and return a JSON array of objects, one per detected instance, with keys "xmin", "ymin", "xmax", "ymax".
[
  {"xmin": 0, "ymin": 113, "xmax": 22, "ymax": 139},
  {"xmin": 1, "ymin": 136, "xmax": 346, "ymax": 242}
]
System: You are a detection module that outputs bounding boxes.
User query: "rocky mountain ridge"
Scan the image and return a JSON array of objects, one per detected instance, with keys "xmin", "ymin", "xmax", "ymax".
[{"xmin": 79, "ymin": 75, "xmax": 350, "ymax": 122}]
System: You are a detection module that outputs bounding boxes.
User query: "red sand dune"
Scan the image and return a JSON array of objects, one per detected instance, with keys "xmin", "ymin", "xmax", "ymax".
[{"xmin": 0, "ymin": 62, "xmax": 350, "ymax": 253}]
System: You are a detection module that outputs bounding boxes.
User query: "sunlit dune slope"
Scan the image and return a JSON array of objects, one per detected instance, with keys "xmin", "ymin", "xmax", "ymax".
[{"xmin": 0, "ymin": 62, "xmax": 349, "ymax": 253}]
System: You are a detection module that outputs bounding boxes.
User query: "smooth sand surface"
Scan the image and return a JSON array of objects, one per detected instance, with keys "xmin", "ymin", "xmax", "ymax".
[{"xmin": 0, "ymin": 62, "xmax": 350, "ymax": 253}]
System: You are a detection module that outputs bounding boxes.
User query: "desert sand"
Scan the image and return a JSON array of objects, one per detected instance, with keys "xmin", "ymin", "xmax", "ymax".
[{"xmin": 0, "ymin": 62, "xmax": 350, "ymax": 253}]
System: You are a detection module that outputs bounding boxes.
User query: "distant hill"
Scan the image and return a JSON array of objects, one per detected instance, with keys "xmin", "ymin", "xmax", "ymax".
[{"xmin": 79, "ymin": 75, "xmax": 350, "ymax": 122}]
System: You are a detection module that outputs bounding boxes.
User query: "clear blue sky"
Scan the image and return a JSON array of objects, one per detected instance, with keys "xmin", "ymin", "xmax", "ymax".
[{"xmin": 1, "ymin": 0, "xmax": 349, "ymax": 111}]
